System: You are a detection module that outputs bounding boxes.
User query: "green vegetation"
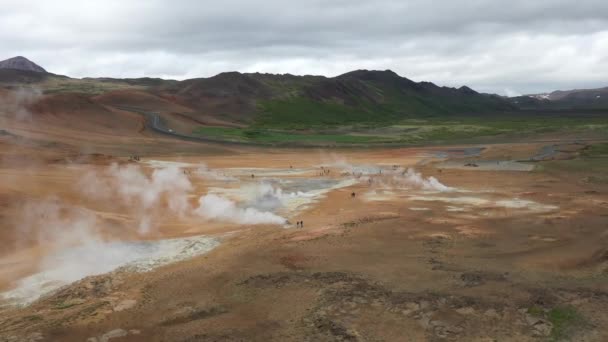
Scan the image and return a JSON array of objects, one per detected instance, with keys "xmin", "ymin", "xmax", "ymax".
[
  {"xmin": 527, "ymin": 305, "xmax": 545, "ymax": 317},
  {"xmin": 253, "ymin": 86, "xmax": 608, "ymax": 144},
  {"xmin": 539, "ymin": 142, "xmax": 608, "ymax": 179},
  {"xmin": 53, "ymin": 300, "xmax": 83, "ymax": 310},
  {"xmin": 253, "ymin": 96, "xmax": 509, "ymax": 128},
  {"xmin": 582, "ymin": 142, "xmax": 608, "ymax": 157},
  {"xmin": 547, "ymin": 306, "xmax": 584, "ymax": 341},
  {"xmin": 41, "ymin": 76, "xmax": 142, "ymax": 95},
  {"xmin": 195, "ymin": 115, "xmax": 608, "ymax": 146},
  {"xmin": 399, "ymin": 116, "xmax": 608, "ymax": 143},
  {"xmin": 24, "ymin": 315, "xmax": 43, "ymax": 322},
  {"xmin": 180, "ymin": 70, "xmax": 608, "ymax": 146},
  {"xmin": 255, "ymin": 97, "xmax": 399, "ymax": 128},
  {"xmin": 194, "ymin": 126, "xmax": 393, "ymax": 145},
  {"xmin": 252, "ymin": 70, "xmax": 515, "ymax": 128},
  {"xmin": 526, "ymin": 305, "xmax": 585, "ymax": 341}
]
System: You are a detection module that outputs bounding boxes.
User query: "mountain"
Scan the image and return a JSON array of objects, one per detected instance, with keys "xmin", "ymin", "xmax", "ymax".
[
  {"xmin": 535, "ymin": 87, "xmax": 608, "ymax": 101},
  {"xmin": 0, "ymin": 56, "xmax": 47, "ymax": 73},
  {"xmin": 159, "ymin": 69, "xmax": 515, "ymax": 126},
  {"xmin": 0, "ymin": 60, "xmax": 516, "ymax": 127},
  {"xmin": 509, "ymin": 86, "xmax": 608, "ymax": 110}
]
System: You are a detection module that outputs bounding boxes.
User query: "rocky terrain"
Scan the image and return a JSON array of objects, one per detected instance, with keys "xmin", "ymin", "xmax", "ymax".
[{"xmin": 0, "ymin": 56, "xmax": 46, "ymax": 73}]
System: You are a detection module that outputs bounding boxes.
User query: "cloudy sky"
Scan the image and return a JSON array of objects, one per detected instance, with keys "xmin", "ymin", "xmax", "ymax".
[{"xmin": 1, "ymin": 0, "xmax": 607, "ymax": 95}]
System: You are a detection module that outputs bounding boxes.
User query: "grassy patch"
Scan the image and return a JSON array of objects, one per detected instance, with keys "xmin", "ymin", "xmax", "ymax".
[
  {"xmin": 193, "ymin": 126, "xmax": 393, "ymax": 145},
  {"xmin": 53, "ymin": 299, "xmax": 84, "ymax": 310},
  {"xmin": 254, "ymin": 97, "xmax": 401, "ymax": 128},
  {"xmin": 41, "ymin": 77, "xmax": 143, "ymax": 95},
  {"xmin": 547, "ymin": 306, "xmax": 584, "ymax": 341},
  {"xmin": 24, "ymin": 314, "xmax": 43, "ymax": 322},
  {"xmin": 527, "ymin": 305, "xmax": 545, "ymax": 317},
  {"xmin": 582, "ymin": 142, "xmax": 608, "ymax": 157},
  {"xmin": 390, "ymin": 115, "xmax": 607, "ymax": 144},
  {"xmin": 539, "ymin": 142, "xmax": 608, "ymax": 177},
  {"xmin": 398, "ymin": 124, "xmax": 503, "ymax": 143},
  {"xmin": 194, "ymin": 113, "xmax": 608, "ymax": 146},
  {"xmin": 525, "ymin": 305, "xmax": 585, "ymax": 341},
  {"xmin": 193, "ymin": 127, "xmax": 248, "ymax": 141}
]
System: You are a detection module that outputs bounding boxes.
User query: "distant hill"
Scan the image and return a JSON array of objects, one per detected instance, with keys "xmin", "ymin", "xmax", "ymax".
[
  {"xmin": 82, "ymin": 77, "xmax": 178, "ymax": 87},
  {"xmin": 0, "ymin": 56, "xmax": 46, "ymax": 73},
  {"xmin": 0, "ymin": 58, "xmax": 516, "ymax": 126},
  {"xmin": 509, "ymin": 86, "xmax": 608, "ymax": 110},
  {"xmin": 2, "ymin": 59, "xmax": 606, "ymax": 146},
  {"xmin": 159, "ymin": 69, "xmax": 515, "ymax": 126},
  {"xmin": 0, "ymin": 68, "xmax": 50, "ymax": 84},
  {"xmin": 0, "ymin": 56, "xmax": 54, "ymax": 84}
]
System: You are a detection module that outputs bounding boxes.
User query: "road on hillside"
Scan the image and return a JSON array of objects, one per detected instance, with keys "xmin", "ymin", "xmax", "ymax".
[
  {"xmin": 114, "ymin": 105, "xmax": 608, "ymax": 149},
  {"xmin": 113, "ymin": 106, "xmax": 258, "ymax": 146}
]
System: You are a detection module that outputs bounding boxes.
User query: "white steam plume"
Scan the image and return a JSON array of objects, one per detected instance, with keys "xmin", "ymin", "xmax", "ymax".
[
  {"xmin": 195, "ymin": 194, "xmax": 286, "ymax": 225},
  {"xmin": 0, "ymin": 87, "xmax": 42, "ymax": 123},
  {"xmin": 15, "ymin": 198, "xmax": 100, "ymax": 251},
  {"xmin": 327, "ymin": 153, "xmax": 454, "ymax": 192},
  {"xmin": 3, "ymin": 161, "xmax": 286, "ymax": 305},
  {"xmin": 80, "ymin": 163, "xmax": 287, "ymax": 229},
  {"xmin": 242, "ymin": 182, "xmax": 298, "ymax": 212},
  {"xmin": 194, "ymin": 163, "xmax": 238, "ymax": 182},
  {"xmin": 395, "ymin": 168, "xmax": 454, "ymax": 192},
  {"xmin": 80, "ymin": 163, "xmax": 193, "ymax": 234}
]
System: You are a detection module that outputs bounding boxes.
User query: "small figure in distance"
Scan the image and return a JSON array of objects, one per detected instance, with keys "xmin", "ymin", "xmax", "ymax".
[{"xmin": 351, "ymin": 192, "xmax": 356, "ymax": 198}]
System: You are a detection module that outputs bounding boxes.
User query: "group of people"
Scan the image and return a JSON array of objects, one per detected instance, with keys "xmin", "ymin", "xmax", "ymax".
[
  {"xmin": 318, "ymin": 166, "xmax": 331, "ymax": 177},
  {"xmin": 296, "ymin": 220, "xmax": 304, "ymax": 228}
]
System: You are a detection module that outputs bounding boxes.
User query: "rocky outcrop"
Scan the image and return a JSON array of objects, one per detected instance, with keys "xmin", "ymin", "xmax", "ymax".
[{"xmin": 0, "ymin": 56, "xmax": 47, "ymax": 73}]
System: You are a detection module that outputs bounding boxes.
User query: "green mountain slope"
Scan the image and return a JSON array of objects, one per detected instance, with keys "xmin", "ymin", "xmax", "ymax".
[{"xmin": 162, "ymin": 69, "xmax": 516, "ymax": 127}]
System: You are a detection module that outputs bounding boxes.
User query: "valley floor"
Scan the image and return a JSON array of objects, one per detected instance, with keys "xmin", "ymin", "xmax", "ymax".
[{"xmin": 0, "ymin": 136, "xmax": 607, "ymax": 341}]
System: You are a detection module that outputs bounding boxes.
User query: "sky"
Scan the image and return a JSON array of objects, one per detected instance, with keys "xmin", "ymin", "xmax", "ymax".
[{"xmin": 1, "ymin": 0, "xmax": 607, "ymax": 95}]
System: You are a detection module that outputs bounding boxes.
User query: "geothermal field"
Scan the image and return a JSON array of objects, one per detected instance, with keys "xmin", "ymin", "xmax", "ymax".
[
  {"xmin": 1, "ymin": 111, "xmax": 608, "ymax": 341},
  {"xmin": 0, "ymin": 60, "xmax": 608, "ymax": 341}
]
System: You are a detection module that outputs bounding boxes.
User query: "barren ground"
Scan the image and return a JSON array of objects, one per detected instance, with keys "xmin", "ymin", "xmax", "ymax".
[{"xmin": 0, "ymin": 102, "xmax": 607, "ymax": 341}]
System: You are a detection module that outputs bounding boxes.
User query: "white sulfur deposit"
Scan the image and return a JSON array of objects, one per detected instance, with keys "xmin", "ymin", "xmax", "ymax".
[{"xmin": 1, "ymin": 235, "xmax": 219, "ymax": 306}]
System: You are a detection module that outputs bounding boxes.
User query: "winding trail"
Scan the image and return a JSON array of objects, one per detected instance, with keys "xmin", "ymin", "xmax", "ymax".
[{"xmin": 114, "ymin": 106, "xmax": 255, "ymax": 146}]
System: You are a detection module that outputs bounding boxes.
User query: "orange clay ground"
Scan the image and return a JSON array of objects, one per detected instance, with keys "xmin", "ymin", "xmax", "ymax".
[{"xmin": 0, "ymin": 99, "xmax": 608, "ymax": 341}]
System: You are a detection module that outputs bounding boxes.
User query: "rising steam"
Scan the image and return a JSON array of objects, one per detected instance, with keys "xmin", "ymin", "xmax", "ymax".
[
  {"xmin": 80, "ymin": 163, "xmax": 193, "ymax": 234},
  {"xmin": 80, "ymin": 162, "xmax": 287, "ymax": 232},
  {"xmin": 395, "ymin": 168, "xmax": 454, "ymax": 192},
  {"xmin": 328, "ymin": 154, "xmax": 454, "ymax": 192},
  {"xmin": 0, "ymin": 87, "xmax": 42, "ymax": 123},
  {"xmin": 195, "ymin": 194, "xmax": 286, "ymax": 225},
  {"xmin": 3, "ymin": 161, "xmax": 287, "ymax": 305}
]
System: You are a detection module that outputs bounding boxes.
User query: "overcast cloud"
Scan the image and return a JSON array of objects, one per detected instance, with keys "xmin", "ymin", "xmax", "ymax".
[{"xmin": 1, "ymin": 0, "xmax": 607, "ymax": 94}]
